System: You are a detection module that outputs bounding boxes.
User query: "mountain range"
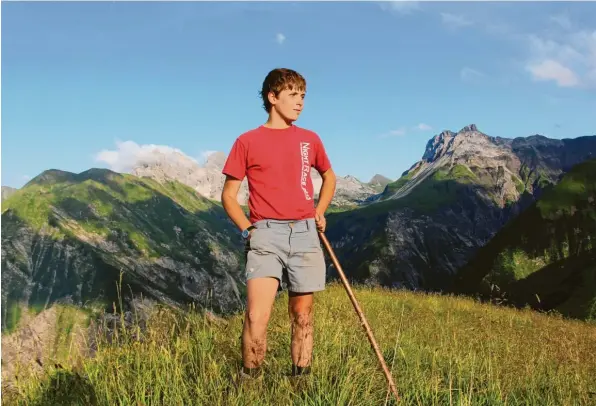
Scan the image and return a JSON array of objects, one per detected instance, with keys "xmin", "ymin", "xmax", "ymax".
[
  {"xmin": 2, "ymin": 123, "xmax": 595, "ymax": 330},
  {"xmin": 130, "ymin": 149, "xmax": 391, "ymax": 207},
  {"xmin": 325, "ymin": 125, "xmax": 596, "ymax": 294}
]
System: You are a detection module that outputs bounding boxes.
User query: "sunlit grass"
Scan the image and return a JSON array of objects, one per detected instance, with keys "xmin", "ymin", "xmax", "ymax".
[{"xmin": 4, "ymin": 283, "xmax": 596, "ymax": 405}]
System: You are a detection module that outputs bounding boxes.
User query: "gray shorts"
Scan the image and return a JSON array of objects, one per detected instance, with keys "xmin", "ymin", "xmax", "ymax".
[{"xmin": 244, "ymin": 218, "xmax": 326, "ymax": 293}]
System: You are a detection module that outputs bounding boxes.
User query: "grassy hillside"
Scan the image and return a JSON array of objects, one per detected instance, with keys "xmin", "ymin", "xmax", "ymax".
[
  {"xmin": 3, "ymin": 283, "xmax": 595, "ymax": 405},
  {"xmin": 453, "ymin": 159, "xmax": 596, "ymax": 320},
  {"xmin": 1, "ymin": 168, "xmax": 232, "ymax": 251},
  {"xmin": 1, "ymin": 168, "xmax": 244, "ymax": 331}
]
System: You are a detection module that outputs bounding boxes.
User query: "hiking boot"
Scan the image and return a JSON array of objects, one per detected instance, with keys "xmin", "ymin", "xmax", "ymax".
[
  {"xmin": 232, "ymin": 366, "xmax": 264, "ymax": 389},
  {"xmin": 291, "ymin": 365, "xmax": 311, "ymax": 377},
  {"xmin": 288, "ymin": 365, "xmax": 312, "ymax": 392}
]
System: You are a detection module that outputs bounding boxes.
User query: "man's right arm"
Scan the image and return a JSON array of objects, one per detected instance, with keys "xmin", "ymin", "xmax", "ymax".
[
  {"xmin": 221, "ymin": 137, "xmax": 252, "ymax": 232},
  {"xmin": 221, "ymin": 175, "xmax": 252, "ymax": 232}
]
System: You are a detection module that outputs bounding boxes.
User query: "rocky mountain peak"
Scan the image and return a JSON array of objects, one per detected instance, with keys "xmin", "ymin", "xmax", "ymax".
[
  {"xmin": 204, "ymin": 151, "xmax": 227, "ymax": 170},
  {"xmin": 422, "ymin": 125, "xmax": 489, "ymax": 164},
  {"xmin": 130, "ymin": 147, "xmax": 382, "ymax": 207},
  {"xmin": 422, "ymin": 130, "xmax": 455, "ymax": 163},
  {"xmin": 343, "ymin": 175, "xmax": 360, "ymax": 183},
  {"xmin": 369, "ymin": 174, "xmax": 391, "ymax": 184},
  {"xmin": 460, "ymin": 124, "xmax": 478, "ymax": 133}
]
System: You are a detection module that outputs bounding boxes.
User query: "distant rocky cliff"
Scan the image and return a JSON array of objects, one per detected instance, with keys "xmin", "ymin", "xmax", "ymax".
[
  {"xmin": 130, "ymin": 150, "xmax": 388, "ymax": 207},
  {"xmin": 325, "ymin": 125, "xmax": 596, "ymax": 291}
]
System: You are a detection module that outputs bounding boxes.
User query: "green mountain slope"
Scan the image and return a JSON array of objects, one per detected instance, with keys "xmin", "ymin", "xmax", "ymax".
[
  {"xmin": 2, "ymin": 186, "xmax": 18, "ymax": 202},
  {"xmin": 326, "ymin": 162, "xmax": 516, "ymax": 290},
  {"xmin": 1, "ymin": 168, "xmax": 245, "ymax": 332},
  {"xmin": 452, "ymin": 159, "xmax": 596, "ymax": 320},
  {"xmin": 325, "ymin": 128, "xmax": 596, "ymax": 292}
]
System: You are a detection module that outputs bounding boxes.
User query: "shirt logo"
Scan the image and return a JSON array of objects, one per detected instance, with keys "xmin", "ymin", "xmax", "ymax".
[{"xmin": 300, "ymin": 142, "xmax": 312, "ymax": 200}]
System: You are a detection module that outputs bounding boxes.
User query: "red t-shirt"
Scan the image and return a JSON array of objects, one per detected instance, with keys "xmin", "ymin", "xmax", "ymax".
[{"xmin": 222, "ymin": 125, "xmax": 332, "ymax": 223}]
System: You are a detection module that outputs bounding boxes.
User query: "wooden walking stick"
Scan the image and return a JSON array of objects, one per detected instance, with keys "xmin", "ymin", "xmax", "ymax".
[{"xmin": 318, "ymin": 231, "xmax": 400, "ymax": 403}]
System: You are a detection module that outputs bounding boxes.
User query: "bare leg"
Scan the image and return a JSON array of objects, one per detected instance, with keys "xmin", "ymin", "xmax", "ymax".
[
  {"xmin": 242, "ymin": 277, "xmax": 279, "ymax": 370},
  {"xmin": 288, "ymin": 291, "xmax": 314, "ymax": 369}
]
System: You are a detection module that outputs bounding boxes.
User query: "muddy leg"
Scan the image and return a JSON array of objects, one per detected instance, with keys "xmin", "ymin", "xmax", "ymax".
[
  {"xmin": 288, "ymin": 291, "xmax": 314, "ymax": 370},
  {"xmin": 242, "ymin": 277, "xmax": 279, "ymax": 370}
]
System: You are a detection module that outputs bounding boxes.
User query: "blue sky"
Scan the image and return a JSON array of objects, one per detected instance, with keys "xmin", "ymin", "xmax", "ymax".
[{"xmin": 2, "ymin": 1, "xmax": 595, "ymax": 189}]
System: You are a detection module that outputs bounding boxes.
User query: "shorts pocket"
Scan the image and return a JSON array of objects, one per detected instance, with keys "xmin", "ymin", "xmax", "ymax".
[
  {"xmin": 247, "ymin": 226, "xmax": 268, "ymax": 251},
  {"xmin": 293, "ymin": 229, "xmax": 322, "ymax": 252}
]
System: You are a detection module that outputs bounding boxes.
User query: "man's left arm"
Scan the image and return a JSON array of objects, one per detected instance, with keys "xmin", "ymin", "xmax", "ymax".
[
  {"xmin": 316, "ymin": 168, "xmax": 336, "ymax": 216},
  {"xmin": 312, "ymin": 135, "xmax": 336, "ymax": 231}
]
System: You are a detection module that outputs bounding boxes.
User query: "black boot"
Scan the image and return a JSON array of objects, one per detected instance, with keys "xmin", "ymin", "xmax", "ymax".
[{"xmin": 291, "ymin": 364, "xmax": 311, "ymax": 376}]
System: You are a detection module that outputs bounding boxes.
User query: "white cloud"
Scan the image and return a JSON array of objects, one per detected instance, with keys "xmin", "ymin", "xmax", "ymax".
[
  {"xmin": 276, "ymin": 33, "xmax": 286, "ymax": 45},
  {"xmin": 524, "ymin": 29, "xmax": 596, "ymax": 89},
  {"xmin": 460, "ymin": 67, "xmax": 485, "ymax": 83},
  {"xmin": 94, "ymin": 140, "xmax": 198, "ymax": 173},
  {"xmin": 22, "ymin": 175, "xmax": 31, "ymax": 181},
  {"xmin": 379, "ymin": 1, "xmax": 420, "ymax": 15},
  {"xmin": 526, "ymin": 59, "xmax": 579, "ymax": 87},
  {"xmin": 549, "ymin": 13, "xmax": 572, "ymax": 31},
  {"xmin": 388, "ymin": 128, "xmax": 406, "ymax": 137},
  {"xmin": 379, "ymin": 127, "xmax": 407, "ymax": 138},
  {"xmin": 380, "ymin": 123, "xmax": 433, "ymax": 138},
  {"xmin": 414, "ymin": 123, "xmax": 432, "ymax": 131},
  {"xmin": 440, "ymin": 12, "xmax": 472, "ymax": 29}
]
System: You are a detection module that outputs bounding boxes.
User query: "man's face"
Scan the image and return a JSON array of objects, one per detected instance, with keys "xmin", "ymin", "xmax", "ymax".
[{"xmin": 269, "ymin": 87, "xmax": 305, "ymax": 122}]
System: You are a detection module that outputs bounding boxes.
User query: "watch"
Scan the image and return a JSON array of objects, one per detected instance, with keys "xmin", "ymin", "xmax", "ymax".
[{"xmin": 242, "ymin": 225, "xmax": 256, "ymax": 239}]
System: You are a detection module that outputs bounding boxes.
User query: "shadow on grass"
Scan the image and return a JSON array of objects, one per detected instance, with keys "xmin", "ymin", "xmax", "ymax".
[{"xmin": 33, "ymin": 370, "xmax": 98, "ymax": 406}]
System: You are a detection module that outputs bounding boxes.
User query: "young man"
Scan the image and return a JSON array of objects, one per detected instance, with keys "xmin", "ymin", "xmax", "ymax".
[{"xmin": 221, "ymin": 68, "xmax": 336, "ymax": 380}]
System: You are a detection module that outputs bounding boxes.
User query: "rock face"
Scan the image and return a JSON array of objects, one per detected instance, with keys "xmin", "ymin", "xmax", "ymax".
[
  {"xmin": 2, "ymin": 186, "xmax": 17, "ymax": 201},
  {"xmin": 131, "ymin": 150, "xmax": 251, "ymax": 206},
  {"xmin": 383, "ymin": 126, "xmax": 529, "ymax": 207},
  {"xmin": 1, "ymin": 168, "xmax": 245, "ymax": 332},
  {"xmin": 325, "ymin": 125, "xmax": 596, "ymax": 291},
  {"xmin": 368, "ymin": 174, "xmax": 392, "ymax": 192},
  {"xmin": 311, "ymin": 171, "xmax": 379, "ymax": 206},
  {"xmin": 131, "ymin": 150, "xmax": 384, "ymax": 207}
]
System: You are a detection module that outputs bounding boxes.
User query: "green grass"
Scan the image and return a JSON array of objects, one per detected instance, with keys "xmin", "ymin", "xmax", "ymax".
[
  {"xmin": 3, "ymin": 303, "xmax": 23, "ymax": 334},
  {"xmin": 537, "ymin": 160, "xmax": 596, "ymax": 219},
  {"xmin": 384, "ymin": 166, "xmax": 421, "ymax": 195},
  {"xmin": 4, "ymin": 284, "xmax": 596, "ymax": 406},
  {"xmin": 452, "ymin": 159, "xmax": 596, "ymax": 321},
  {"xmin": 485, "ymin": 248, "xmax": 547, "ymax": 286},
  {"xmin": 513, "ymin": 176, "xmax": 525, "ymax": 194}
]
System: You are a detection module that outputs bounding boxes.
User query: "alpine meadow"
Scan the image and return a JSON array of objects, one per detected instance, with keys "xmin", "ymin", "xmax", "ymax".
[{"xmin": 2, "ymin": 1, "xmax": 596, "ymax": 405}]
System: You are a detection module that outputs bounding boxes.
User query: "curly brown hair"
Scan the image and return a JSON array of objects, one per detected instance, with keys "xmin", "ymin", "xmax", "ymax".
[{"xmin": 260, "ymin": 68, "xmax": 307, "ymax": 112}]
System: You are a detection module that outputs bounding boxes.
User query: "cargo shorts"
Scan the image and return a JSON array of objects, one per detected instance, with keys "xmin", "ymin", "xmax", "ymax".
[{"xmin": 244, "ymin": 218, "xmax": 327, "ymax": 293}]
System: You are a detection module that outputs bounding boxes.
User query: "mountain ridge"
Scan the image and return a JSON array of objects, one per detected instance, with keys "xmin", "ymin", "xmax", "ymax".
[
  {"xmin": 324, "ymin": 125, "xmax": 596, "ymax": 294},
  {"xmin": 3, "ymin": 124, "xmax": 595, "ymax": 328},
  {"xmin": 1, "ymin": 169, "xmax": 245, "ymax": 332},
  {"xmin": 130, "ymin": 148, "xmax": 389, "ymax": 207}
]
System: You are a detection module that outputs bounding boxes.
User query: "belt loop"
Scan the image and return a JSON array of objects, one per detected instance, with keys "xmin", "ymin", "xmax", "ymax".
[
  {"xmin": 266, "ymin": 220, "xmax": 270, "ymax": 228},
  {"xmin": 306, "ymin": 219, "xmax": 310, "ymax": 230}
]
